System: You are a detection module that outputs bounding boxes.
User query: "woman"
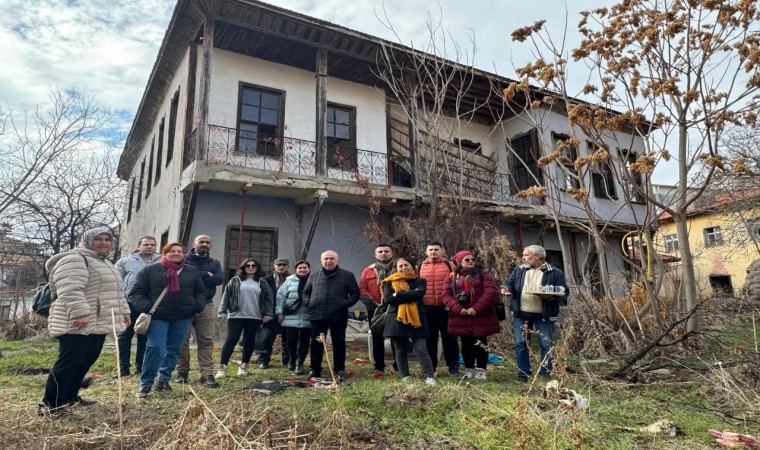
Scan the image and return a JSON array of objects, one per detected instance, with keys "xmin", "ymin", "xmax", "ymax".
[
  {"xmin": 382, "ymin": 257, "xmax": 436, "ymax": 385},
  {"xmin": 39, "ymin": 227, "xmax": 131, "ymax": 417},
  {"xmin": 442, "ymin": 251, "xmax": 500, "ymax": 381},
  {"xmin": 275, "ymin": 260, "xmax": 312, "ymax": 375},
  {"xmin": 129, "ymin": 242, "xmax": 206, "ymax": 398},
  {"xmin": 216, "ymin": 258, "xmax": 273, "ymax": 378}
]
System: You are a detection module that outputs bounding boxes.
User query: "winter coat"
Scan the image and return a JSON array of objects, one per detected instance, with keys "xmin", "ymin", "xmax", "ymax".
[
  {"xmin": 382, "ymin": 278, "xmax": 429, "ymax": 339},
  {"xmin": 505, "ymin": 263, "xmax": 568, "ymax": 321},
  {"xmin": 45, "ymin": 248, "xmax": 130, "ymax": 338},
  {"xmin": 359, "ymin": 264, "xmax": 385, "ymax": 305},
  {"xmin": 418, "ymin": 258, "xmax": 454, "ymax": 307},
  {"xmin": 217, "ymin": 276, "xmax": 274, "ymax": 319},
  {"xmin": 275, "ymin": 274, "xmax": 311, "ymax": 329},
  {"xmin": 303, "ymin": 266, "xmax": 360, "ymax": 321},
  {"xmin": 442, "ymin": 268, "xmax": 500, "ymax": 337},
  {"xmin": 128, "ymin": 263, "xmax": 207, "ymax": 321},
  {"xmin": 185, "ymin": 250, "xmax": 224, "ymax": 302},
  {"xmin": 115, "ymin": 250, "xmax": 160, "ymax": 295}
]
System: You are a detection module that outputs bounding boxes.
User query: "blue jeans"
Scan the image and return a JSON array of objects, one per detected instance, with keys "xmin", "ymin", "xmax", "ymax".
[
  {"xmin": 512, "ymin": 315, "xmax": 555, "ymax": 377},
  {"xmin": 141, "ymin": 318, "xmax": 193, "ymax": 389}
]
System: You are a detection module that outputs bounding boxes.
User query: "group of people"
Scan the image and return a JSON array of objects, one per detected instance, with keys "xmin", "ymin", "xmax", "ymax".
[{"xmin": 38, "ymin": 226, "xmax": 568, "ymax": 417}]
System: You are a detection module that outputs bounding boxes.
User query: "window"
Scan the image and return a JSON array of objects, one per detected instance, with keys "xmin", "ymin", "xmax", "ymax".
[
  {"xmin": 167, "ymin": 89, "xmax": 179, "ymax": 165},
  {"xmin": 238, "ymin": 85, "xmax": 284, "ymax": 157},
  {"xmin": 748, "ymin": 218, "xmax": 760, "ymax": 242},
  {"xmin": 509, "ymin": 129, "xmax": 543, "ymax": 194},
  {"xmin": 136, "ymin": 159, "xmax": 145, "ymax": 211},
  {"xmin": 589, "ymin": 142, "xmax": 617, "ymax": 199},
  {"xmin": 155, "ymin": 117, "xmax": 164, "ymax": 184},
  {"xmin": 454, "ymin": 138, "xmax": 483, "ymax": 155},
  {"xmin": 127, "ymin": 177, "xmax": 135, "ymax": 223},
  {"xmin": 620, "ymin": 149, "xmax": 644, "ymax": 203},
  {"xmin": 552, "ymin": 133, "xmax": 579, "ymax": 191},
  {"xmin": 225, "ymin": 226, "xmax": 277, "ymax": 280},
  {"xmin": 704, "ymin": 226, "xmax": 723, "ymax": 247},
  {"xmin": 160, "ymin": 229, "xmax": 169, "ymax": 249},
  {"xmin": 326, "ymin": 103, "xmax": 356, "ymax": 170},
  {"xmin": 663, "ymin": 234, "xmax": 679, "ymax": 253},
  {"xmin": 146, "ymin": 138, "xmax": 154, "ymax": 198}
]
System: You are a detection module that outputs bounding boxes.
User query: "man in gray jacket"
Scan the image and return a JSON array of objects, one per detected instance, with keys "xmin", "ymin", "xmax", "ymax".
[
  {"xmin": 115, "ymin": 236, "xmax": 159, "ymax": 377},
  {"xmin": 303, "ymin": 250, "xmax": 359, "ymax": 381}
]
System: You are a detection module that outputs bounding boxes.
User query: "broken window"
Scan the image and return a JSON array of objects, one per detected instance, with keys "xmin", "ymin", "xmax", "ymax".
[
  {"xmin": 703, "ymin": 226, "xmax": 724, "ymax": 247},
  {"xmin": 663, "ymin": 233, "xmax": 679, "ymax": 253},
  {"xmin": 552, "ymin": 133, "xmax": 580, "ymax": 191}
]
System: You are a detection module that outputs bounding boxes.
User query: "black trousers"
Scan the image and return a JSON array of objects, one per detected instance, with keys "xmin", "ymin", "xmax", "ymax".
[
  {"xmin": 366, "ymin": 307, "xmax": 386, "ymax": 371},
  {"xmin": 220, "ymin": 318, "xmax": 263, "ymax": 365},
  {"xmin": 460, "ymin": 335, "xmax": 488, "ymax": 369},
  {"xmin": 425, "ymin": 305, "xmax": 460, "ymax": 370},
  {"xmin": 309, "ymin": 319, "xmax": 348, "ymax": 374},
  {"xmin": 284, "ymin": 327, "xmax": 310, "ymax": 366},
  {"xmin": 43, "ymin": 334, "xmax": 106, "ymax": 408},
  {"xmin": 256, "ymin": 320, "xmax": 288, "ymax": 365}
]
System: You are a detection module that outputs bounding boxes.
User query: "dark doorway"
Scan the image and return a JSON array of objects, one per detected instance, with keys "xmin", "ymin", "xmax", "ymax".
[{"xmin": 709, "ymin": 275, "xmax": 733, "ymax": 296}]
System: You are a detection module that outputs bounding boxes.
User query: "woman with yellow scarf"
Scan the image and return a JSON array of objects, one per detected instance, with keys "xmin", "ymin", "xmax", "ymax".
[{"xmin": 381, "ymin": 257, "xmax": 436, "ymax": 385}]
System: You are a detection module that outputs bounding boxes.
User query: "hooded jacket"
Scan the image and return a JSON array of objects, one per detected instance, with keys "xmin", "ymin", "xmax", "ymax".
[
  {"xmin": 45, "ymin": 248, "xmax": 130, "ymax": 338},
  {"xmin": 115, "ymin": 250, "xmax": 160, "ymax": 295}
]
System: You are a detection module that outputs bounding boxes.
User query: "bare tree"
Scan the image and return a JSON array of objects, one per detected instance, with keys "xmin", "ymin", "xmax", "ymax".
[
  {"xmin": 511, "ymin": 0, "xmax": 760, "ymax": 332},
  {"xmin": 0, "ymin": 88, "xmax": 111, "ymax": 217}
]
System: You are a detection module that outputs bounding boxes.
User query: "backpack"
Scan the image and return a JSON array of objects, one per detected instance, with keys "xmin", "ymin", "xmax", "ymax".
[{"xmin": 33, "ymin": 254, "xmax": 89, "ymax": 317}]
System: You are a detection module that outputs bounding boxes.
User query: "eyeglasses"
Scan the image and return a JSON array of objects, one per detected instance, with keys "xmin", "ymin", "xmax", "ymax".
[
  {"xmin": 245, "ymin": 263, "xmax": 257, "ymax": 268},
  {"xmin": 461, "ymin": 258, "xmax": 475, "ymax": 262}
]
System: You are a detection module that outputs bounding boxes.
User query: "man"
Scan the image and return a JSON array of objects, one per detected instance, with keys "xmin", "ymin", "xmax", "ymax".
[
  {"xmin": 115, "ymin": 236, "xmax": 160, "ymax": 377},
  {"xmin": 176, "ymin": 234, "xmax": 224, "ymax": 388},
  {"xmin": 303, "ymin": 250, "xmax": 359, "ymax": 381},
  {"xmin": 418, "ymin": 241, "xmax": 460, "ymax": 375},
  {"xmin": 258, "ymin": 258, "xmax": 290, "ymax": 369},
  {"xmin": 359, "ymin": 243, "xmax": 394, "ymax": 376},
  {"xmin": 503, "ymin": 245, "xmax": 568, "ymax": 381}
]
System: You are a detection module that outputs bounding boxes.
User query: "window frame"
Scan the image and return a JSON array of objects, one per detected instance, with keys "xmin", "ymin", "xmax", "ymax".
[
  {"xmin": 552, "ymin": 132, "xmax": 580, "ymax": 191},
  {"xmin": 588, "ymin": 141, "xmax": 617, "ymax": 199},
  {"xmin": 703, "ymin": 226, "xmax": 724, "ymax": 247},
  {"xmin": 236, "ymin": 83, "xmax": 285, "ymax": 157},
  {"xmin": 224, "ymin": 226, "xmax": 278, "ymax": 281},
  {"xmin": 663, "ymin": 233, "xmax": 679, "ymax": 253},
  {"xmin": 326, "ymin": 102, "xmax": 357, "ymax": 170},
  {"xmin": 166, "ymin": 88, "xmax": 180, "ymax": 166},
  {"xmin": 619, "ymin": 148, "xmax": 645, "ymax": 203},
  {"xmin": 155, "ymin": 117, "xmax": 164, "ymax": 184}
]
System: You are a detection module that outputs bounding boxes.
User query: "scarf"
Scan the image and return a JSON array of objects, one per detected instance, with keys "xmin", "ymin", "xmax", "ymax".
[
  {"xmin": 275, "ymin": 271, "xmax": 290, "ymax": 289},
  {"xmin": 160, "ymin": 256, "xmax": 185, "ymax": 300},
  {"xmin": 374, "ymin": 260, "xmax": 394, "ymax": 283},
  {"xmin": 382, "ymin": 271, "xmax": 421, "ymax": 328},
  {"xmin": 79, "ymin": 226, "xmax": 114, "ymax": 257}
]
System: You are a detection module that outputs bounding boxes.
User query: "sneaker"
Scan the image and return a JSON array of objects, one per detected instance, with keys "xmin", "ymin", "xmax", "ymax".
[
  {"xmin": 154, "ymin": 381, "xmax": 172, "ymax": 392},
  {"xmin": 425, "ymin": 377, "xmax": 437, "ymax": 386},
  {"xmin": 474, "ymin": 368, "xmax": 487, "ymax": 380},
  {"xmin": 38, "ymin": 403, "xmax": 70, "ymax": 418},
  {"xmin": 174, "ymin": 374, "xmax": 189, "ymax": 384},
  {"xmin": 448, "ymin": 366, "xmax": 460, "ymax": 376},
  {"xmin": 287, "ymin": 363, "xmax": 296, "ymax": 371},
  {"xmin": 463, "ymin": 368, "xmax": 475, "ymax": 379},
  {"xmin": 69, "ymin": 396, "xmax": 96, "ymax": 407},
  {"xmin": 216, "ymin": 364, "xmax": 228, "ymax": 379},
  {"xmin": 259, "ymin": 362, "xmax": 270, "ymax": 369},
  {"xmin": 336, "ymin": 370, "xmax": 348, "ymax": 382},
  {"xmin": 306, "ymin": 370, "xmax": 322, "ymax": 379},
  {"xmin": 294, "ymin": 365, "xmax": 305, "ymax": 375},
  {"xmin": 136, "ymin": 386, "xmax": 151, "ymax": 398},
  {"xmin": 200, "ymin": 375, "xmax": 220, "ymax": 388},
  {"xmin": 401, "ymin": 376, "xmax": 412, "ymax": 383}
]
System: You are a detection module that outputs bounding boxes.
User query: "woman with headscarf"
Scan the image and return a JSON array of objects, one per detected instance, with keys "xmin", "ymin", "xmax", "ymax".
[
  {"xmin": 216, "ymin": 258, "xmax": 273, "ymax": 378},
  {"xmin": 39, "ymin": 227, "xmax": 131, "ymax": 418},
  {"xmin": 275, "ymin": 260, "xmax": 312, "ymax": 375},
  {"xmin": 442, "ymin": 251, "xmax": 500, "ymax": 381},
  {"xmin": 382, "ymin": 257, "xmax": 436, "ymax": 385},
  {"xmin": 129, "ymin": 242, "xmax": 206, "ymax": 398}
]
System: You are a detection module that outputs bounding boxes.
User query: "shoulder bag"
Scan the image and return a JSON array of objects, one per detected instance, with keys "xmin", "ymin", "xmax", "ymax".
[{"xmin": 134, "ymin": 268, "xmax": 182, "ymax": 335}]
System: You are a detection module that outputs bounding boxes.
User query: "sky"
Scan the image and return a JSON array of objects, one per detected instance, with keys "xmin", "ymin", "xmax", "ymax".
[{"xmin": 7, "ymin": 0, "xmax": 681, "ymax": 178}]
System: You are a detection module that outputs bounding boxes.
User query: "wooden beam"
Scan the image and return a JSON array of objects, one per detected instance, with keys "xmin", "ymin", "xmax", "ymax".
[
  {"xmin": 197, "ymin": 15, "xmax": 214, "ymax": 162},
  {"xmin": 403, "ymin": 70, "xmax": 420, "ymax": 190},
  {"xmin": 180, "ymin": 40, "xmax": 198, "ymax": 172},
  {"xmin": 300, "ymin": 190, "xmax": 328, "ymax": 261},
  {"xmin": 315, "ymin": 49, "xmax": 328, "ymax": 176}
]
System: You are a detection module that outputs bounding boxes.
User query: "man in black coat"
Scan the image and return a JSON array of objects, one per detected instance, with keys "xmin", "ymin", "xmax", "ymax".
[
  {"xmin": 257, "ymin": 258, "xmax": 290, "ymax": 369},
  {"xmin": 303, "ymin": 250, "xmax": 359, "ymax": 381}
]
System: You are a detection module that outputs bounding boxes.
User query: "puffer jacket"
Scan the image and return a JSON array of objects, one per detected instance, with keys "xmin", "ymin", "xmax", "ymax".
[
  {"xmin": 303, "ymin": 266, "xmax": 360, "ymax": 321},
  {"xmin": 128, "ymin": 263, "xmax": 207, "ymax": 321},
  {"xmin": 275, "ymin": 274, "xmax": 311, "ymax": 328},
  {"xmin": 45, "ymin": 248, "xmax": 130, "ymax": 338},
  {"xmin": 442, "ymin": 267, "xmax": 500, "ymax": 337},
  {"xmin": 115, "ymin": 250, "xmax": 160, "ymax": 295},
  {"xmin": 418, "ymin": 258, "xmax": 454, "ymax": 306}
]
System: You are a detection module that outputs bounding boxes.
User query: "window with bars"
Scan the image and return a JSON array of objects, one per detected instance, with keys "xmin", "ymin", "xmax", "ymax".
[
  {"xmin": 225, "ymin": 226, "xmax": 278, "ymax": 279},
  {"xmin": 663, "ymin": 234, "xmax": 679, "ymax": 253},
  {"xmin": 703, "ymin": 226, "xmax": 723, "ymax": 247}
]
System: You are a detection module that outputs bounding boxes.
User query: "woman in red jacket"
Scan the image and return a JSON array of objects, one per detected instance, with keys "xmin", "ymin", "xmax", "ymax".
[{"xmin": 442, "ymin": 250, "xmax": 500, "ymax": 380}]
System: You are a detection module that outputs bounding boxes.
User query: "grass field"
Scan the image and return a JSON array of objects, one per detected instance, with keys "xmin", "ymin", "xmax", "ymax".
[{"xmin": 0, "ymin": 322, "xmax": 758, "ymax": 449}]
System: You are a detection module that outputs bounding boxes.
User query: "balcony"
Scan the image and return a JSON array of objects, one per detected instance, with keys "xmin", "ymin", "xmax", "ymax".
[{"xmin": 185, "ymin": 124, "xmax": 529, "ymax": 205}]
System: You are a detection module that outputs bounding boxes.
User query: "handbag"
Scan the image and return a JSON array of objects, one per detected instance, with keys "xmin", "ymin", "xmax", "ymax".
[
  {"xmin": 134, "ymin": 268, "xmax": 181, "ymax": 335},
  {"xmin": 369, "ymin": 303, "xmax": 390, "ymax": 336}
]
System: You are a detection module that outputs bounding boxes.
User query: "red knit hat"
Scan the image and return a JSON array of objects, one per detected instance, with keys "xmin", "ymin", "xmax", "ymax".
[{"xmin": 452, "ymin": 250, "xmax": 473, "ymax": 265}]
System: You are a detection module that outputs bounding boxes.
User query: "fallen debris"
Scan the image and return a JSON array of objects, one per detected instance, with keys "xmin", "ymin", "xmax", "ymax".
[
  {"xmin": 709, "ymin": 429, "xmax": 760, "ymax": 448},
  {"xmin": 541, "ymin": 379, "xmax": 589, "ymax": 411},
  {"xmin": 618, "ymin": 419, "xmax": 682, "ymax": 437}
]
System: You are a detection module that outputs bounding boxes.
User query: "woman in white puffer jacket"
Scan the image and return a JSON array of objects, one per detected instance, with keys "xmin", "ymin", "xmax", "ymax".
[{"xmin": 39, "ymin": 227, "xmax": 130, "ymax": 417}]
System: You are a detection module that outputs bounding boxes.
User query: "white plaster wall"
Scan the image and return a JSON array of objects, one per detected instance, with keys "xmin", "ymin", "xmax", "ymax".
[
  {"xmin": 121, "ymin": 48, "xmax": 192, "ymax": 256},
  {"xmin": 209, "ymin": 50, "xmax": 388, "ymax": 154}
]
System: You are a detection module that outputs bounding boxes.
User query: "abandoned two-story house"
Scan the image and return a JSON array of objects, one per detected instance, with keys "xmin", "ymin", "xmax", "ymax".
[{"xmin": 117, "ymin": 0, "xmax": 651, "ymax": 296}]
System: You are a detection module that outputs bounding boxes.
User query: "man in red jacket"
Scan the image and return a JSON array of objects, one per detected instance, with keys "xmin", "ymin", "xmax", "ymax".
[
  {"xmin": 418, "ymin": 241, "xmax": 460, "ymax": 375},
  {"xmin": 359, "ymin": 243, "xmax": 394, "ymax": 376}
]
